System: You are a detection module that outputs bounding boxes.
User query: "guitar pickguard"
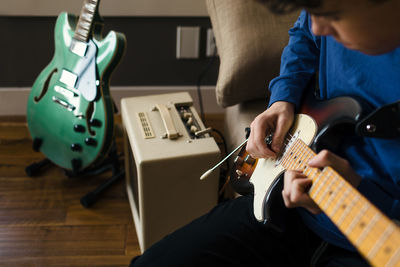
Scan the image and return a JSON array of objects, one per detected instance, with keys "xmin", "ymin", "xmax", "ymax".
[
  {"xmin": 250, "ymin": 114, "xmax": 317, "ymax": 222},
  {"xmin": 73, "ymin": 39, "xmax": 98, "ymax": 102}
]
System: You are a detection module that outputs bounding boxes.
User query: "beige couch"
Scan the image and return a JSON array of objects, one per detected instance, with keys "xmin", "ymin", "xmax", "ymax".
[{"xmin": 206, "ymin": 0, "xmax": 299, "ymax": 152}]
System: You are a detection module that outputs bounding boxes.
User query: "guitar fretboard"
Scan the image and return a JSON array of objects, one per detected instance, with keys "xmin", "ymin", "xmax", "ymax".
[
  {"xmin": 74, "ymin": 0, "xmax": 99, "ymax": 42},
  {"xmin": 281, "ymin": 138, "xmax": 400, "ymax": 267}
]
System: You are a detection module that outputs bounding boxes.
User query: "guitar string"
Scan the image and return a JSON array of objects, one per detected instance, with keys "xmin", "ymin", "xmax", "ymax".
[
  {"xmin": 295, "ymin": 141, "xmax": 400, "ymax": 262},
  {"xmin": 282, "ymin": 135, "xmax": 400, "ymax": 260}
]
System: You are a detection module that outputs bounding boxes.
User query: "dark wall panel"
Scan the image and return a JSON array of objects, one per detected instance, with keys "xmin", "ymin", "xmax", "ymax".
[{"xmin": 0, "ymin": 16, "xmax": 219, "ymax": 87}]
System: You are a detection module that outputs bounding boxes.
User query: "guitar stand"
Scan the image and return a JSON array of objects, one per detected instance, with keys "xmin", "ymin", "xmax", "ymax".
[{"xmin": 25, "ymin": 141, "xmax": 125, "ymax": 208}]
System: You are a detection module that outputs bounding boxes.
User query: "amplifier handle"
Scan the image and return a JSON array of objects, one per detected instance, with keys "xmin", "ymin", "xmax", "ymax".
[{"xmin": 155, "ymin": 104, "xmax": 179, "ymax": 139}]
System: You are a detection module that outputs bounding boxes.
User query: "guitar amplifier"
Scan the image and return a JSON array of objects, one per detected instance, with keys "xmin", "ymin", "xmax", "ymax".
[{"xmin": 121, "ymin": 92, "xmax": 220, "ymax": 252}]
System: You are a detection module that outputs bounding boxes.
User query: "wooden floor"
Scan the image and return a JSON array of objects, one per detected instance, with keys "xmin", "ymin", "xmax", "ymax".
[{"xmin": 0, "ymin": 114, "xmax": 224, "ymax": 267}]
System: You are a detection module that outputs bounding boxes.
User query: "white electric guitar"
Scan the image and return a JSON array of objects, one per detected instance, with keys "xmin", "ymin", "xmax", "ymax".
[{"xmin": 231, "ymin": 96, "xmax": 400, "ymax": 267}]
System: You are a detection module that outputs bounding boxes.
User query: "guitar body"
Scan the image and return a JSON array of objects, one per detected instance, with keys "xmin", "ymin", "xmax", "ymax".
[
  {"xmin": 250, "ymin": 114, "xmax": 318, "ymax": 222},
  {"xmin": 231, "ymin": 95, "xmax": 362, "ymax": 225},
  {"xmin": 231, "ymin": 96, "xmax": 400, "ymax": 266},
  {"xmin": 27, "ymin": 12, "xmax": 126, "ymax": 171}
]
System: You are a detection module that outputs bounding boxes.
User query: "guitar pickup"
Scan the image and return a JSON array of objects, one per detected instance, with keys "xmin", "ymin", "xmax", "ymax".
[
  {"xmin": 59, "ymin": 69, "xmax": 78, "ymax": 88},
  {"xmin": 70, "ymin": 39, "xmax": 88, "ymax": 57},
  {"xmin": 54, "ymin": 85, "xmax": 78, "ymax": 98},
  {"xmin": 52, "ymin": 96, "xmax": 76, "ymax": 111}
]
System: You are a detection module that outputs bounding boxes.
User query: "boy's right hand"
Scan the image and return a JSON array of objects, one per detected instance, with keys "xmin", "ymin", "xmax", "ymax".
[{"xmin": 246, "ymin": 101, "xmax": 295, "ymax": 159}]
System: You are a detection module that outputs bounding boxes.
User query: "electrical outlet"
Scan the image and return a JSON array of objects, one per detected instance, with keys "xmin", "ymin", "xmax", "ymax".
[
  {"xmin": 206, "ymin": 28, "xmax": 218, "ymax": 57},
  {"xmin": 176, "ymin": 26, "xmax": 200, "ymax": 59}
]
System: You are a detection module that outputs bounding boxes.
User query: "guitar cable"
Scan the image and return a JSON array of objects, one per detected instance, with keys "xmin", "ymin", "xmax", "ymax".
[{"xmin": 195, "ymin": 41, "xmax": 229, "ymax": 201}]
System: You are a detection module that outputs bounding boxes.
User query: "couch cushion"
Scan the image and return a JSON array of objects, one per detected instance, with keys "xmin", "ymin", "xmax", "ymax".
[{"xmin": 206, "ymin": 0, "xmax": 299, "ymax": 107}]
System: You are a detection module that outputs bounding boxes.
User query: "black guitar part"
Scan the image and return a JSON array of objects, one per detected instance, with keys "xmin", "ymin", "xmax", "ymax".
[{"xmin": 356, "ymin": 100, "xmax": 400, "ymax": 138}]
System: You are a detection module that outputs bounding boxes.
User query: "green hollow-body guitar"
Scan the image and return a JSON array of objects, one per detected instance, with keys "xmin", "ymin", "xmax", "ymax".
[{"xmin": 27, "ymin": 0, "xmax": 126, "ymax": 172}]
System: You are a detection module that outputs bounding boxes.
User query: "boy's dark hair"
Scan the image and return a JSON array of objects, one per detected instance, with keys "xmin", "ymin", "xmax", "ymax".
[
  {"xmin": 257, "ymin": 0, "xmax": 322, "ymax": 13},
  {"xmin": 258, "ymin": 0, "xmax": 388, "ymax": 14}
]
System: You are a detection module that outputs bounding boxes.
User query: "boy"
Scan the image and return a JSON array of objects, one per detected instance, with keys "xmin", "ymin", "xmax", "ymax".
[{"xmin": 132, "ymin": 1, "xmax": 400, "ymax": 266}]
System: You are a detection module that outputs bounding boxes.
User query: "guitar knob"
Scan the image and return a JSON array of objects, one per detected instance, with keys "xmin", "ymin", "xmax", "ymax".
[
  {"xmin": 71, "ymin": 158, "xmax": 82, "ymax": 172},
  {"xmin": 186, "ymin": 117, "xmax": 193, "ymax": 126},
  {"xmin": 233, "ymin": 156, "xmax": 244, "ymax": 166},
  {"xmin": 85, "ymin": 137, "xmax": 97, "ymax": 146},
  {"xmin": 73, "ymin": 124, "xmax": 85, "ymax": 133},
  {"xmin": 90, "ymin": 119, "xmax": 102, "ymax": 127},
  {"xmin": 244, "ymin": 154, "xmax": 256, "ymax": 165},
  {"xmin": 70, "ymin": 143, "xmax": 82, "ymax": 152}
]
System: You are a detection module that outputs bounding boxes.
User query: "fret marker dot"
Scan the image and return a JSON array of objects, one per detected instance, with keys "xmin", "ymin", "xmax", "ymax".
[
  {"xmin": 341, "ymin": 204, "xmax": 346, "ymax": 209},
  {"xmin": 384, "ymin": 247, "xmax": 392, "ymax": 254},
  {"xmin": 359, "ymin": 222, "xmax": 366, "ymax": 228}
]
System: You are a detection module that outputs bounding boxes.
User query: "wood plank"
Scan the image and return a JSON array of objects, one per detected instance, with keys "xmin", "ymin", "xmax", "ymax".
[
  {"xmin": 0, "ymin": 114, "xmax": 224, "ymax": 265},
  {"xmin": 0, "ymin": 255, "xmax": 133, "ymax": 267},
  {"xmin": 0, "ymin": 225, "xmax": 128, "ymax": 257},
  {"xmin": 65, "ymin": 201, "xmax": 133, "ymax": 226}
]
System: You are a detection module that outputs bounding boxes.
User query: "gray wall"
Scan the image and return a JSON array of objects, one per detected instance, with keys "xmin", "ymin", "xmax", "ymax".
[{"xmin": 0, "ymin": 16, "xmax": 219, "ymax": 87}]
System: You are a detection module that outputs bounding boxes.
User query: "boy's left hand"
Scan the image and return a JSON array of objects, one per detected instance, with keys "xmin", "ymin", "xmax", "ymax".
[{"xmin": 282, "ymin": 149, "xmax": 362, "ymax": 214}]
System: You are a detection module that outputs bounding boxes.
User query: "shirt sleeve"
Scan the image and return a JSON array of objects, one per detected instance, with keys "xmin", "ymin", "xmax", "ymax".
[
  {"xmin": 357, "ymin": 178, "xmax": 400, "ymax": 220},
  {"xmin": 268, "ymin": 10, "xmax": 321, "ymax": 110}
]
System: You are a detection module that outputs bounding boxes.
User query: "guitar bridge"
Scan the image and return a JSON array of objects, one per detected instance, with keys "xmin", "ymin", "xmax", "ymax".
[{"xmin": 52, "ymin": 96, "xmax": 75, "ymax": 111}]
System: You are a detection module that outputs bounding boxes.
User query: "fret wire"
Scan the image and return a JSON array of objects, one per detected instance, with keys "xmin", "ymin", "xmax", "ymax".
[
  {"xmin": 296, "ymin": 143, "xmax": 313, "ymax": 171},
  {"xmin": 386, "ymin": 244, "xmax": 400, "ymax": 267},
  {"xmin": 335, "ymin": 188, "xmax": 394, "ymax": 246},
  {"xmin": 279, "ymin": 134, "xmax": 295, "ymax": 167},
  {"xmin": 367, "ymin": 223, "xmax": 395, "ymax": 259},
  {"xmin": 284, "ymin": 139, "xmax": 301, "ymax": 169},
  {"xmin": 296, "ymin": 140, "xmax": 318, "ymax": 177},
  {"xmin": 328, "ymin": 184, "xmax": 351, "ymax": 221},
  {"xmin": 323, "ymin": 170, "xmax": 392, "ymax": 241},
  {"xmin": 74, "ymin": 0, "xmax": 99, "ymax": 42},
  {"xmin": 321, "ymin": 175, "xmax": 345, "ymax": 211},
  {"xmin": 312, "ymin": 168, "xmax": 336, "ymax": 204},
  {"xmin": 281, "ymin": 134, "xmax": 400, "ymax": 266},
  {"xmin": 355, "ymin": 212, "xmax": 381, "ymax": 245},
  {"xmin": 280, "ymin": 139, "xmax": 293, "ymax": 169},
  {"xmin": 282, "ymin": 139, "xmax": 302, "ymax": 170},
  {"xmin": 289, "ymin": 139, "xmax": 307, "ymax": 169},
  {"xmin": 308, "ymin": 169, "xmax": 329, "ymax": 200},
  {"xmin": 344, "ymin": 202, "xmax": 370, "ymax": 236},
  {"xmin": 85, "ymin": 3, "xmax": 96, "ymax": 12},
  {"xmin": 336, "ymin": 191, "xmax": 360, "ymax": 226}
]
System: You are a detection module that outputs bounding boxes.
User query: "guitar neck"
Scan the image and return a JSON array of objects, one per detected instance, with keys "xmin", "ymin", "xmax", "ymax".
[
  {"xmin": 74, "ymin": 0, "xmax": 101, "ymax": 42},
  {"xmin": 281, "ymin": 138, "xmax": 400, "ymax": 267}
]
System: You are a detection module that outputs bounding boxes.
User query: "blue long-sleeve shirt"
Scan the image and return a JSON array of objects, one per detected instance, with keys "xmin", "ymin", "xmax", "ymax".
[{"xmin": 268, "ymin": 10, "xmax": 400, "ymax": 251}]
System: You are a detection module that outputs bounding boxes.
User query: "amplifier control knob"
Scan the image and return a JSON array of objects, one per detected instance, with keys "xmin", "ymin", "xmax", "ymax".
[
  {"xmin": 186, "ymin": 117, "xmax": 193, "ymax": 126},
  {"xmin": 182, "ymin": 112, "xmax": 192, "ymax": 119},
  {"xmin": 190, "ymin": 125, "xmax": 198, "ymax": 133}
]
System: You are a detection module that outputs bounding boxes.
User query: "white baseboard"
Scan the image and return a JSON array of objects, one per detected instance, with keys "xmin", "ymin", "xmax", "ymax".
[{"xmin": 0, "ymin": 86, "xmax": 224, "ymax": 116}]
